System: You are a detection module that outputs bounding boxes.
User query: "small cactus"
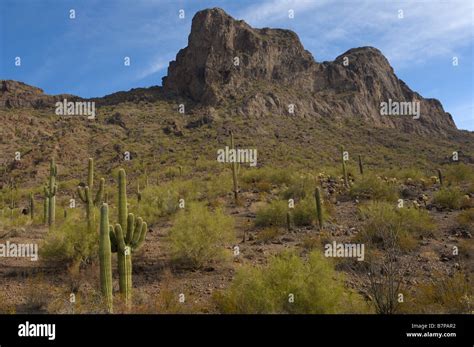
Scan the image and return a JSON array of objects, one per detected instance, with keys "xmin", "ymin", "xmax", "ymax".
[
  {"xmin": 358, "ymin": 155, "xmax": 364, "ymax": 175},
  {"xmin": 29, "ymin": 193, "xmax": 34, "ymax": 220},
  {"xmin": 286, "ymin": 211, "xmax": 292, "ymax": 232},
  {"xmin": 314, "ymin": 187, "xmax": 323, "ymax": 230},
  {"xmin": 77, "ymin": 158, "xmax": 105, "ymax": 232},
  {"xmin": 437, "ymin": 168, "xmax": 443, "ymax": 186},
  {"xmin": 99, "ymin": 203, "xmax": 113, "ymax": 313},
  {"xmin": 44, "ymin": 158, "xmax": 57, "ymax": 227},
  {"xmin": 340, "ymin": 146, "xmax": 349, "ymax": 188}
]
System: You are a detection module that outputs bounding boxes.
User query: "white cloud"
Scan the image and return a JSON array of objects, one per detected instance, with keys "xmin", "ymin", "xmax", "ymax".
[
  {"xmin": 237, "ymin": 0, "xmax": 473, "ymax": 67},
  {"xmin": 136, "ymin": 59, "xmax": 170, "ymax": 80}
]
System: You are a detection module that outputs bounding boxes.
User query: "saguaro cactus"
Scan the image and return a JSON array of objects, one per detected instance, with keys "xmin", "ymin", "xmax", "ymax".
[
  {"xmin": 77, "ymin": 158, "xmax": 105, "ymax": 232},
  {"xmin": 314, "ymin": 187, "xmax": 323, "ymax": 230},
  {"xmin": 109, "ymin": 169, "xmax": 148, "ymax": 307},
  {"xmin": 44, "ymin": 158, "xmax": 57, "ymax": 227},
  {"xmin": 286, "ymin": 211, "xmax": 292, "ymax": 232},
  {"xmin": 99, "ymin": 203, "xmax": 113, "ymax": 313},
  {"xmin": 437, "ymin": 168, "xmax": 443, "ymax": 186},
  {"xmin": 340, "ymin": 146, "xmax": 349, "ymax": 188},
  {"xmin": 29, "ymin": 192, "xmax": 34, "ymax": 220},
  {"xmin": 358, "ymin": 155, "xmax": 364, "ymax": 175},
  {"xmin": 230, "ymin": 131, "xmax": 239, "ymax": 203},
  {"xmin": 43, "ymin": 196, "xmax": 49, "ymax": 224}
]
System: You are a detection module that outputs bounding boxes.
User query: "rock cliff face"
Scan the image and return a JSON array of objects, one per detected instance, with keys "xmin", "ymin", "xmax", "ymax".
[{"xmin": 163, "ymin": 8, "xmax": 456, "ymax": 133}]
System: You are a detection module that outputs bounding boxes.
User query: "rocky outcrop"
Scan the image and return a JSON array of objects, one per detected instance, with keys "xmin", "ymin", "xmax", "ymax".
[
  {"xmin": 163, "ymin": 8, "xmax": 456, "ymax": 133},
  {"xmin": 0, "ymin": 80, "xmax": 79, "ymax": 109}
]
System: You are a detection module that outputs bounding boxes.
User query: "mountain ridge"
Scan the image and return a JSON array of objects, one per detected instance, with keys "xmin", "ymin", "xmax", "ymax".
[{"xmin": 0, "ymin": 7, "xmax": 461, "ymax": 135}]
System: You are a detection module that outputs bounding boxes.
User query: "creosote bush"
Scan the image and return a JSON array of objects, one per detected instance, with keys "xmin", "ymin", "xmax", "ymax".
[
  {"xmin": 404, "ymin": 272, "xmax": 473, "ymax": 314},
  {"xmin": 457, "ymin": 208, "xmax": 474, "ymax": 232},
  {"xmin": 356, "ymin": 201, "xmax": 434, "ymax": 251},
  {"xmin": 255, "ymin": 200, "xmax": 287, "ymax": 227},
  {"xmin": 214, "ymin": 250, "xmax": 366, "ymax": 313},
  {"xmin": 42, "ymin": 210, "xmax": 98, "ymax": 264},
  {"xmin": 433, "ymin": 187, "xmax": 464, "ymax": 209},
  {"xmin": 241, "ymin": 167, "xmax": 294, "ymax": 189},
  {"xmin": 255, "ymin": 197, "xmax": 329, "ymax": 228},
  {"xmin": 350, "ymin": 173, "xmax": 399, "ymax": 202},
  {"xmin": 169, "ymin": 202, "xmax": 234, "ymax": 268}
]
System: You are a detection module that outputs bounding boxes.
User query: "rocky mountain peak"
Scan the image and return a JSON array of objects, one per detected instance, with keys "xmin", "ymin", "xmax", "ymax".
[
  {"xmin": 163, "ymin": 8, "xmax": 316, "ymax": 104},
  {"xmin": 162, "ymin": 8, "xmax": 456, "ymax": 133}
]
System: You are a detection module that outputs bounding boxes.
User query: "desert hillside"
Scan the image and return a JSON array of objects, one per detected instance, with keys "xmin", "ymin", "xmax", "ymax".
[{"xmin": 0, "ymin": 8, "xmax": 472, "ymax": 314}]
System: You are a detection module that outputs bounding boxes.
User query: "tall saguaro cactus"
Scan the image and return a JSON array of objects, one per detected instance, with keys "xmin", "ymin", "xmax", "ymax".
[
  {"xmin": 43, "ymin": 196, "xmax": 49, "ymax": 224},
  {"xmin": 230, "ymin": 131, "xmax": 239, "ymax": 203},
  {"xmin": 109, "ymin": 169, "xmax": 148, "ymax": 307},
  {"xmin": 77, "ymin": 158, "xmax": 105, "ymax": 232},
  {"xmin": 314, "ymin": 187, "xmax": 323, "ymax": 230},
  {"xmin": 99, "ymin": 203, "xmax": 113, "ymax": 313},
  {"xmin": 44, "ymin": 158, "xmax": 57, "ymax": 227}
]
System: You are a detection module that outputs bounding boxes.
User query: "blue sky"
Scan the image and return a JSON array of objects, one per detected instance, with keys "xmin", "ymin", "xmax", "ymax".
[{"xmin": 1, "ymin": 0, "xmax": 473, "ymax": 130}]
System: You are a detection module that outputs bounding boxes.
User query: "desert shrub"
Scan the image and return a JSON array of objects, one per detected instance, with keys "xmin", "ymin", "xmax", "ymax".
[
  {"xmin": 214, "ymin": 250, "xmax": 366, "ymax": 313},
  {"xmin": 444, "ymin": 163, "xmax": 474, "ymax": 184},
  {"xmin": 41, "ymin": 212, "xmax": 98, "ymax": 265},
  {"xmin": 293, "ymin": 198, "xmax": 316, "ymax": 226},
  {"xmin": 406, "ymin": 272, "xmax": 473, "ymax": 314},
  {"xmin": 356, "ymin": 201, "xmax": 434, "ymax": 251},
  {"xmin": 457, "ymin": 208, "xmax": 474, "ymax": 232},
  {"xmin": 241, "ymin": 167, "xmax": 294, "ymax": 189},
  {"xmin": 136, "ymin": 179, "xmax": 199, "ymax": 224},
  {"xmin": 350, "ymin": 174, "xmax": 399, "ymax": 202},
  {"xmin": 433, "ymin": 187, "xmax": 464, "ymax": 209},
  {"xmin": 255, "ymin": 200, "xmax": 287, "ymax": 227},
  {"xmin": 281, "ymin": 174, "xmax": 316, "ymax": 200},
  {"xmin": 200, "ymin": 174, "xmax": 232, "ymax": 202},
  {"xmin": 255, "ymin": 227, "xmax": 282, "ymax": 244},
  {"xmin": 169, "ymin": 202, "xmax": 234, "ymax": 268}
]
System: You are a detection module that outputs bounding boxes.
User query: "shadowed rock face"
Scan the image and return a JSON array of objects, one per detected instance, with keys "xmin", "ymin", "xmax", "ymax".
[{"xmin": 163, "ymin": 8, "xmax": 456, "ymax": 133}]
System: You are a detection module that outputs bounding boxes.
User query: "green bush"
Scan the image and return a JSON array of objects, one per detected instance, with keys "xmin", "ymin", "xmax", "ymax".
[
  {"xmin": 214, "ymin": 250, "xmax": 366, "ymax": 313},
  {"xmin": 457, "ymin": 208, "xmax": 474, "ymax": 232},
  {"xmin": 433, "ymin": 187, "xmax": 464, "ymax": 209},
  {"xmin": 255, "ymin": 200, "xmax": 287, "ymax": 227},
  {"xmin": 241, "ymin": 167, "xmax": 294, "ymax": 189},
  {"xmin": 350, "ymin": 174, "xmax": 399, "ymax": 202},
  {"xmin": 293, "ymin": 198, "xmax": 316, "ymax": 227},
  {"xmin": 169, "ymin": 202, "xmax": 234, "ymax": 268},
  {"xmin": 281, "ymin": 174, "xmax": 316, "ymax": 200},
  {"xmin": 41, "ymin": 211, "xmax": 98, "ymax": 264},
  {"xmin": 356, "ymin": 201, "xmax": 434, "ymax": 251},
  {"xmin": 444, "ymin": 163, "xmax": 474, "ymax": 184},
  {"xmin": 406, "ymin": 272, "xmax": 472, "ymax": 314}
]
